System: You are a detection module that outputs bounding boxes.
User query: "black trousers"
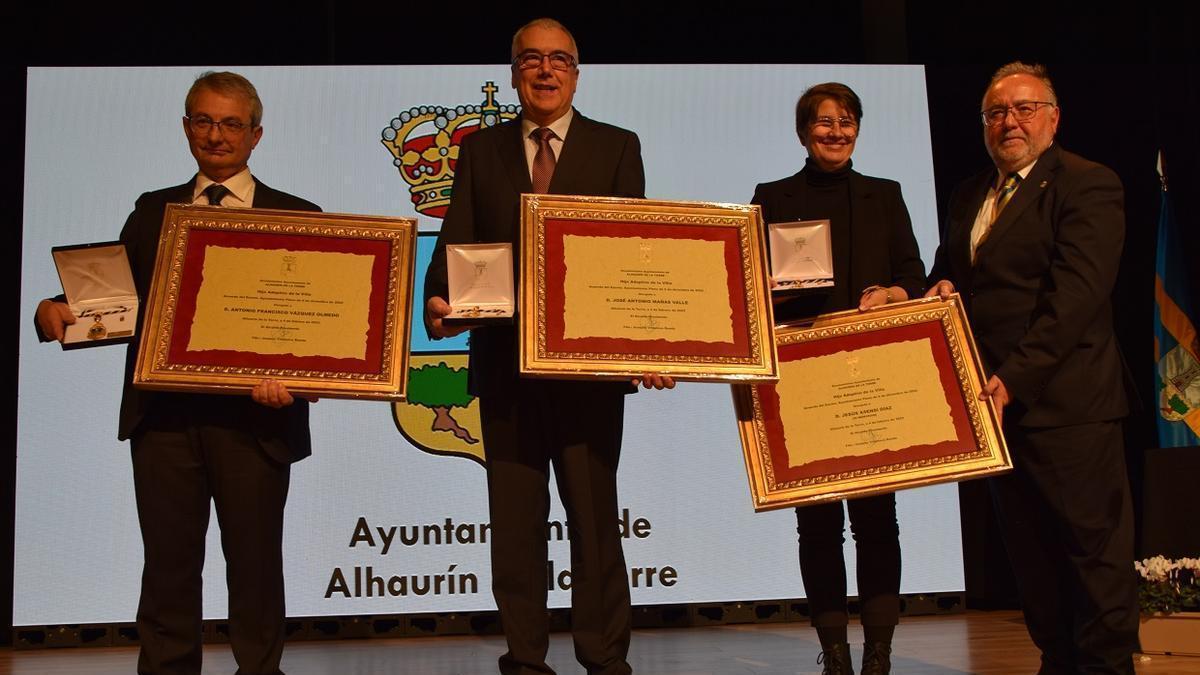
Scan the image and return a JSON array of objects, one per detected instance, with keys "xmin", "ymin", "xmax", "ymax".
[
  {"xmin": 990, "ymin": 421, "xmax": 1138, "ymax": 675},
  {"xmin": 131, "ymin": 410, "xmax": 291, "ymax": 675},
  {"xmin": 480, "ymin": 381, "xmax": 631, "ymax": 675},
  {"xmin": 796, "ymin": 493, "xmax": 901, "ymax": 629}
]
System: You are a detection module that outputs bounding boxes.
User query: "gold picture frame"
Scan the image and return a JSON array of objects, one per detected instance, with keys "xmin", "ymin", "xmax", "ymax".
[
  {"xmin": 519, "ymin": 194, "xmax": 778, "ymax": 382},
  {"xmin": 134, "ymin": 204, "xmax": 417, "ymax": 400},
  {"xmin": 732, "ymin": 294, "xmax": 1010, "ymax": 510}
]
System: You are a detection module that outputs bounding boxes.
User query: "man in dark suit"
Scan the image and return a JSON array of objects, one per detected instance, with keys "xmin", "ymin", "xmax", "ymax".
[
  {"xmin": 927, "ymin": 62, "xmax": 1138, "ymax": 674},
  {"xmin": 424, "ymin": 18, "xmax": 670, "ymax": 675},
  {"xmin": 36, "ymin": 71, "xmax": 317, "ymax": 675}
]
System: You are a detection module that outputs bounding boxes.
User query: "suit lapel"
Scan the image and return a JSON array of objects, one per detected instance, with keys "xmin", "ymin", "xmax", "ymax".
[
  {"xmin": 847, "ymin": 170, "xmax": 876, "ymax": 223},
  {"xmin": 845, "ymin": 171, "xmax": 877, "ymax": 287},
  {"xmin": 501, "ymin": 120, "xmax": 533, "ymax": 196},
  {"xmin": 250, "ymin": 177, "xmax": 270, "ymax": 207},
  {"xmin": 170, "ymin": 180, "xmax": 197, "ymax": 205},
  {"xmin": 974, "ymin": 145, "xmax": 1061, "ymax": 262},
  {"xmin": 950, "ymin": 171, "xmax": 991, "ymax": 273},
  {"xmin": 773, "ymin": 172, "xmax": 804, "ymax": 217},
  {"xmin": 780, "ymin": 173, "xmax": 802, "ymax": 201},
  {"xmin": 549, "ymin": 112, "xmax": 590, "ymax": 194}
]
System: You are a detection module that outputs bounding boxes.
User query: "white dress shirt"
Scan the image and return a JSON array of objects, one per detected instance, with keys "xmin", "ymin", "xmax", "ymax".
[
  {"xmin": 520, "ymin": 109, "xmax": 573, "ymax": 180},
  {"xmin": 192, "ymin": 167, "xmax": 256, "ymax": 207}
]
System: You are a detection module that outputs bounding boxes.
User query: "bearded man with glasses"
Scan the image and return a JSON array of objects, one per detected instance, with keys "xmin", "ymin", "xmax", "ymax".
[
  {"xmin": 926, "ymin": 62, "xmax": 1138, "ymax": 674},
  {"xmin": 35, "ymin": 70, "xmax": 318, "ymax": 675}
]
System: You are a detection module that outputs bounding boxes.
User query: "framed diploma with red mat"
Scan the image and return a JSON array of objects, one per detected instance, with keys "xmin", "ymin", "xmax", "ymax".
[
  {"xmin": 733, "ymin": 294, "xmax": 1010, "ymax": 510},
  {"xmin": 134, "ymin": 204, "xmax": 417, "ymax": 400},
  {"xmin": 519, "ymin": 194, "xmax": 778, "ymax": 383}
]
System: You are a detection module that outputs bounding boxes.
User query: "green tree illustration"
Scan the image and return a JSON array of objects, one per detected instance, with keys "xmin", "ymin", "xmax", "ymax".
[{"xmin": 407, "ymin": 362, "xmax": 474, "ymax": 409}]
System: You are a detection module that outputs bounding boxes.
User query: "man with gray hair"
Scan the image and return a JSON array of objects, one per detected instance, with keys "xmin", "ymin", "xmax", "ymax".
[
  {"xmin": 927, "ymin": 62, "xmax": 1138, "ymax": 673},
  {"xmin": 425, "ymin": 17, "xmax": 670, "ymax": 675},
  {"xmin": 35, "ymin": 70, "xmax": 318, "ymax": 675}
]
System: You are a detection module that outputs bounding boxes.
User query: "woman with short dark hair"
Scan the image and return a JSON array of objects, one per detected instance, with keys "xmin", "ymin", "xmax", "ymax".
[{"xmin": 751, "ymin": 82, "xmax": 926, "ymax": 675}]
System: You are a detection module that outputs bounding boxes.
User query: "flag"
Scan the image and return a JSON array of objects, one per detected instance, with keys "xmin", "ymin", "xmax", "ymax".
[{"xmin": 1153, "ymin": 151, "xmax": 1200, "ymax": 447}]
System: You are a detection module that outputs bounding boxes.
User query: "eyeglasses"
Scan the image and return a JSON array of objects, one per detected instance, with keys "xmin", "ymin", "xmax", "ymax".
[
  {"xmin": 812, "ymin": 116, "xmax": 858, "ymax": 133},
  {"xmin": 186, "ymin": 115, "xmax": 252, "ymax": 135},
  {"xmin": 980, "ymin": 101, "xmax": 1055, "ymax": 127},
  {"xmin": 511, "ymin": 50, "xmax": 578, "ymax": 71}
]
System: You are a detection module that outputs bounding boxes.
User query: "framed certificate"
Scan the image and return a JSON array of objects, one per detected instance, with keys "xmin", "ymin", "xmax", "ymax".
[
  {"xmin": 520, "ymin": 194, "xmax": 778, "ymax": 382},
  {"xmin": 134, "ymin": 204, "xmax": 417, "ymax": 400},
  {"xmin": 732, "ymin": 294, "xmax": 1010, "ymax": 510}
]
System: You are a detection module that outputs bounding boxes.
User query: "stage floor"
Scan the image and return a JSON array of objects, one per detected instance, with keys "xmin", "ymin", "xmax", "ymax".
[{"xmin": 2, "ymin": 611, "xmax": 1195, "ymax": 674}]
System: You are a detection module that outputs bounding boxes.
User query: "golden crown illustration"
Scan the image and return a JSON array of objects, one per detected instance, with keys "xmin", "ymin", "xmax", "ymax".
[{"xmin": 381, "ymin": 81, "xmax": 520, "ymax": 219}]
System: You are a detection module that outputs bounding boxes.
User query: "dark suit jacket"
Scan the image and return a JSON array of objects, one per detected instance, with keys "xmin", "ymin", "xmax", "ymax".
[
  {"xmin": 751, "ymin": 166, "xmax": 926, "ymax": 321},
  {"xmin": 116, "ymin": 177, "xmax": 321, "ymax": 463},
  {"xmin": 928, "ymin": 144, "xmax": 1128, "ymax": 427},
  {"xmin": 424, "ymin": 111, "xmax": 646, "ymax": 398}
]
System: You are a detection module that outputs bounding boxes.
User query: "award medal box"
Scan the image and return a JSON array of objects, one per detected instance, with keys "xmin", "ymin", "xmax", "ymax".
[
  {"xmin": 51, "ymin": 241, "xmax": 138, "ymax": 349},
  {"xmin": 768, "ymin": 219, "xmax": 834, "ymax": 292},
  {"xmin": 444, "ymin": 243, "xmax": 514, "ymax": 326}
]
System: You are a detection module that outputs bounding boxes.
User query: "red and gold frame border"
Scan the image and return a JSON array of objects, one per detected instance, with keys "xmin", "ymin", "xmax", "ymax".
[
  {"xmin": 520, "ymin": 194, "xmax": 778, "ymax": 383},
  {"xmin": 134, "ymin": 204, "xmax": 416, "ymax": 401},
  {"xmin": 732, "ymin": 295, "xmax": 1010, "ymax": 510}
]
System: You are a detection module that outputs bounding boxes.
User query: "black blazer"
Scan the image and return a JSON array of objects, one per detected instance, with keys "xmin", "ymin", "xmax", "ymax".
[
  {"xmin": 928, "ymin": 144, "xmax": 1129, "ymax": 427},
  {"xmin": 751, "ymin": 167, "xmax": 926, "ymax": 321},
  {"xmin": 116, "ymin": 177, "xmax": 321, "ymax": 463},
  {"xmin": 424, "ymin": 112, "xmax": 646, "ymax": 397}
]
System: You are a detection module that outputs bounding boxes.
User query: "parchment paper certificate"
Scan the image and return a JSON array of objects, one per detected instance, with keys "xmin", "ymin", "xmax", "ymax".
[
  {"xmin": 188, "ymin": 247, "xmax": 372, "ymax": 359},
  {"xmin": 561, "ymin": 235, "xmax": 733, "ymax": 344},
  {"xmin": 519, "ymin": 195, "xmax": 779, "ymax": 383},
  {"xmin": 776, "ymin": 339, "xmax": 956, "ymax": 466},
  {"xmin": 732, "ymin": 296, "xmax": 1011, "ymax": 510},
  {"xmin": 134, "ymin": 205, "xmax": 417, "ymax": 400}
]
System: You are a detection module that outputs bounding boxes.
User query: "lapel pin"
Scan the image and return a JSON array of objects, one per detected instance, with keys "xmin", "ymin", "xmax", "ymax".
[{"xmin": 1039, "ymin": 180, "xmax": 1048, "ymax": 188}]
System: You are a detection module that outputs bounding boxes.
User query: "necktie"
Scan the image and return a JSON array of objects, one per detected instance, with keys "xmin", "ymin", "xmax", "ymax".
[
  {"xmin": 204, "ymin": 183, "xmax": 231, "ymax": 206},
  {"xmin": 973, "ymin": 173, "xmax": 1021, "ymax": 263},
  {"xmin": 531, "ymin": 127, "xmax": 557, "ymax": 194},
  {"xmin": 992, "ymin": 172, "xmax": 1021, "ymax": 221}
]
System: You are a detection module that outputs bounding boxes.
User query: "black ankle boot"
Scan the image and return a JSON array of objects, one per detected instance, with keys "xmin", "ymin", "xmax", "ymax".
[
  {"xmin": 817, "ymin": 642, "xmax": 854, "ymax": 675},
  {"xmin": 860, "ymin": 641, "xmax": 892, "ymax": 675}
]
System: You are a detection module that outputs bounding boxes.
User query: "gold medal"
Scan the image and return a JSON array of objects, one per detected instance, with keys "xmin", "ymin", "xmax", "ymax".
[{"xmin": 87, "ymin": 315, "xmax": 107, "ymax": 340}]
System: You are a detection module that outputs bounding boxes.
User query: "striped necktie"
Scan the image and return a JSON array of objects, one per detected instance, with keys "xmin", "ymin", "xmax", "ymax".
[
  {"xmin": 992, "ymin": 172, "xmax": 1021, "ymax": 221},
  {"xmin": 972, "ymin": 172, "xmax": 1021, "ymax": 263}
]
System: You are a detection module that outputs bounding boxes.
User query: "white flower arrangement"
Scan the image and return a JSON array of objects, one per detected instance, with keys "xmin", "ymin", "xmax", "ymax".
[{"xmin": 1136, "ymin": 555, "xmax": 1200, "ymax": 614}]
